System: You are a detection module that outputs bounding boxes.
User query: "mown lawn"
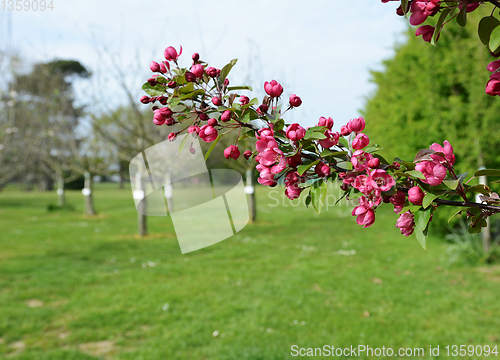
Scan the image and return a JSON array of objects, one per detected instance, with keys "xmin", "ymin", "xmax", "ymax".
[{"xmin": 0, "ymin": 183, "xmax": 499, "ymax": 359}]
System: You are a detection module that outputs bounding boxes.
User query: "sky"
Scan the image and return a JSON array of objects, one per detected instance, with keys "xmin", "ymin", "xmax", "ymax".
[{"xmin": 0, "ymin": 0, "xmax": 408, "ymax": 130}]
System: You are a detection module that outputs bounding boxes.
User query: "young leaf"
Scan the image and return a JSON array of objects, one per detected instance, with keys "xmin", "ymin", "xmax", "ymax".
[
  {"xmin": 466, "ymin": 184, "xmax": 490, "ymax": 195},
  {"xmin": 415, "ymin": 226, "xmax": 428, "ymax": 250},
  {"xmin": 298, "ymin": 160, "xmax": 319, "ymax": 176},
  {"xmin": 305, "ymin": 191, "xmax": 312, "ymax": 208},
  {"xmin": 456, "ymin": 4, "xmax": 467, "ymax": 27},
  {"xmin": 142, "ymin": 82, "xmax": 167, "ymax": 97},
  {"xmin": 311, "ymin": 180, "xmax": 327, "ymax": 214},
  {"xmin": 219, "ymin": 59, "xmax": 238, "ymax": 83},
  {"xmin": 204, "ymin": 134, "xmax": 223, "ymax": 161},
  {"xmin": 415, "ymin": 207, "xmax": 432, "ymax": 231},
  {"xmin": 431, "ymin": 8, "xmax": 451, "ymax": 45},
  {"xmin": 478, "ymin": 15, "xmax": 500, "ymax": 46},
  {"xmin": 407, "ymin": 170, "xmax": 426, "ymax": 180},
  {"xmin": 227, "ymin": 85, "xmax": 253, "ymax": 91},
  {"xmin": 422, "ymin": 192, "xmax": 444, "ymax": 209},
  {"xmin": 473, "ymin": 169, "xmax": 500, "ymax": 177},
  {"xmin": 177, "ymin": 133, "xmax": 190, "ymax": 155},
  {"xmin": 442, "ymin": 179, "xmax": 459, "ymax": 190},
  {"xmin": 338, "ymin": 137, "xmax": 349, "ymax": 149},
  {"xmin": 490, "ymin": 24, "xmax": 500, "ymax": 53}
]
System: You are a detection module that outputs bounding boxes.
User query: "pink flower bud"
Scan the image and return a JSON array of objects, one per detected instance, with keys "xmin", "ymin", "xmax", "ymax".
[
  {"xmin": 147, "ymin": 77, "xmax": 158, "ymax": 86},
  {"xmin": 348, "ymin": 117, "xmax": 365, "ymax": 133},
  {"xmin": 224, "ymin": 78, "xmax": 229, "ymax": 86},
  {"xmin": 192, "ymin": 53, "xmax": 200, "ymax": 62},
  {"xmin": 367, "ymin": 158, "xmax": 380, "ymax": 169},
  {"xmin": 352, "ymin": 133, "xmax": 369, "ymax": 150},
  {"xmin": 188, "ymin": 126, "xmax": 200, "ymax": 134},
  {"xmin": 315, "ymin": 162, "xmax": 331, "ymax": 177},
  {"xmin": 243, "ymin": 150, "xmax": 253, "ymax": 160},
  {"xmin": 185, "ymin": 71, "xmax": 196, "ymax": 82},
  {"xmin": 212, "ymin": 96, "xmax": 222, "ymax": 106},
  {"xmin": 199, "ymin": 113, "xmax": 208, "ymax": 121},
  {"xmin": 390, "ymin": 190, "xmax": 406, "ymax": 213},
  {"xmin": 408, "ymin": 186, "xmax": 425, "ymax": 205},
  {"xmin": 318, "ymin": 116, "xmax": 334, "ymax": 129},
  {"xmin": 165, "ymin": 118, "xmax": 175, "ymax": 126},
  {"xmin": 207, "ymin": 118, "xmax": 217, "ymax": 126},
  {"xmin": 168, "ymin": 80, "xmax": 177, "ymax": 88},
  {"xmin": 150, "ymin": 61, "xmax": 160, "ymax": 72},
  {"xmin": 221, "ymin": 110, "xmax": 232, "ymax": 122},
  {"xmin": 140, "ymin": 95, "xmax": 150, "ymax": 104},
  {"xmin": 189, "ymin": 146, "xmax": 196, "ymax": 154},
  {"xmin": 239, "ymin": 95, "xmax": 249, "ymax": 105},
  {"xmin": 289, "ymin": 94, "xmax": 302, "ymax": 107},
  {"xmin": 415, "ymin": 25, "xmax": 435, "ymax": 43},
  {"xmin": 159, "ymin": 62, "xmax": 168, "ymax": 73},
  {"xmin": 258, "ymin": 104, "xmax": 269, "ymax": 113},
  {"xmin": 340, "ymin": 125, "xmax": 351, "ymax": 136},
  {"xmin": 199, "ymin": 125, "xmax": 218, "ymax": 142},
  {"xmin": 206, "ymin": 66, "xmax": 218, "ymax": 77},
  {"xmin": 164, "ymin": 45, "xmax": 182, "ymax": 62},
  {"xmin": 224, "ymin": 145, "xmax": 240, "ymax": 160},
  {"xmin": 286, "ymin": 153, "xmax": 302, "ymax": 167},
  {"xmin": 158, "ymin": 96, "xmax": 167, "ymax": 105},
  {"xmin": 153, "ymin": 116, "xmax": 165, "ymax": 126},
  {"xmin": 396, "ymin": 211, "xmax": 415, "ymax": 236},
  {"xmin": 286, "ymin": 123, "xmax": 306, "ymax": 141},
  {"xmin": 159, "ymin": 107, "xmax": 173, "ymax": 117},
  {"xmin": 191, "ymin": 64, "xmax": 204, "ymax": 78},
  {"xmin": 168, "ymin": 132, "xmax": 177, "ymax": 141},
  {"xmin": 264, "ymin": 80, "xmax": 283, "ymax": 98}
]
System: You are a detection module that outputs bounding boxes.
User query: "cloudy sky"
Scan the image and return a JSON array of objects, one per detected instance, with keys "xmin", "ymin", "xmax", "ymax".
[{"xmin": 0, "ymin": 0, "xmax": 407, "ymax": 129}]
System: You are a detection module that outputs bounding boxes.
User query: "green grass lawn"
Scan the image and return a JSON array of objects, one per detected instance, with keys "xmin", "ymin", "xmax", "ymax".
[{"xmin": 1, "ymin": 183, "xmax": 500, "ymax": 359}]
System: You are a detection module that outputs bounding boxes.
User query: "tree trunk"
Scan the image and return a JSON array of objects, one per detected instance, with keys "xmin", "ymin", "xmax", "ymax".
[
  {"xmin": 57, "ymin": 172, "xmax": 65, "ymax": 206},
  {"xmin": 84, "ymin": 172, "xmax": 96, "ymax": 215},
  {"xmin": 246, "ymin": 168, "xmax": 256, "ymax": 222},
  {"xmin": 477, "ymin": 151, "xmax": 491, "ymax": 254},
  {"xmin": 136, "ymin": 171, "xmax": 147, "ymax": 236}
]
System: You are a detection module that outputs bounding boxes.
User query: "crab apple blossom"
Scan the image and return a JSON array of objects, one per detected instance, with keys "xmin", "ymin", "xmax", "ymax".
[
  {"xmin": 390, "ymin": 190, "xmax": 407, "ymax": 214},
  {"xmin": 159, "ymin": 62, "xmax": 168, "ymax": 73},
  {"xmin": 318, "ymin": 116, "xmax": 334, "ymax": 129},
  {"xmin": 212, "ymin": 96, "xmax": 222, "ymax": 106},
  {"xmin": 352, "ymin": 133, "xmax": 370, "ymax": 150},
  {"xmin": 199, "ymin": 125, "xmax": 218, "ymax": 142},
  {"xmin": 224, "ymin": 78, "xmax": 229, "ymax": 86},
  {"xmin": 168, "ymin": 132, "xmax": 177, "ymax": 141},
  {"xmin": 487, "ymin": 60, "xmax": 500, "ymax": 73},
  {"xmin": 352, "ymin": 204, "xmax": 376, "ymax": 228},
  {"xmin": 243, "ymin": 150, "xmax": 253, "ymax": 160},
  {"xmin": 150, "ymin": 61, "xmax": 160, "ymax": 72},
  {"xmin": 239, "ymin": 95, "xmax": 249, "ymax": 105},
  {"xmin": 360, "ymin": 190, "xmax": 383, "ymax": 208},
  {"xmin": 221, "ymin": 110, "xmax": 232, "ymax": 122},
  {"xmin": 188, "ymin": 126, "xmax": 199, "ymax": 135},
  {"xmin": 340, "ymin": 125, "xmax": 351, "ymax": 136},
  {"xmin": 286, "ymin": 123, "xmax": 306, "ymax": 141},
  {"xmin": 289, "ymin": 94, "xmax": 302, "ymax": 107},
  {"xmin": 168, "ymin": 80, "xmax": 177, "ymax": 88},
  {"xmin": 367, "ymin": 158, "xmax": 380, "ymax": 169},
  {"xmin": 192, "ymin": 53, "xmax": 200, "ymax": 62},
  {"xmin": 430, "ymin": 140, "xmax": 455, "ymax": 165},
  {"xmin": 408, "ymin": 186, "xmax": 425, "ymax": 206},
  {"xmin": 207, "ymin": 118, "xmax": 217, "ymax": 127},
  {"xmin": 164, "ymin": 46, "xmax": 182, "ymax": 62},
  {"xmin": 264, "ymin": 80, "xmax": 283, "ymax": 98},
  {"xmin": 256, "ymin": 164, "xmax": 277, "ymax": 186},
  {"xmin": 415, "ymin": 160, "xmax": 447, "ymax": 186},
  {"xmin": 224, "ymin": 145, "xmax": 240, "ymax": 160},
  {"xmin": 348, "ymin": 117, "xmax": 365, "ymax": 133},
  {"xmin": 165, "ymin": 118, "xmax": 175, "ymax": 126},
  {"xmin": 140, "ymin": 95, "xmax": 150, "ymax": 104},
  {"xmin": 351, "ymin": 150, "xmax": 374, "ymax": 171},
  {"xmin": 371, "ymin": 169, "xmax": 395, "ymax": 192},
  {"xmin": 258, "ymin": 104, "xmax": 269, "ymax": 114},
  {"xmin": 396, "ymin": 211, "xmax": 415, "ymax": 236},
  {"xmin": 315, "ymin": 162, "xmax": 331, "ymax": 177},
  {"xmin": 205, "ymin": 66, "xmax": 218, "ymax": 77},
  {"xmin": 159, "ymin": 107, "xmax": 173, "ymax": 118},
  {"xmin": 353, "ymin": 174, "xmax": 376, "ymax": 194},
  {"xmin": 198, "ymin": 113, "xmax": 208, "ymax": 121},
  {"xmin": 185, "ymin": 71, "xmax": 196, "ymax": 82},
  {"xmin": 286, "ymin": 152, "xmax": 302, "ymax": 167},
  {"xmin": 153, "ymin": 116, "xmax": 165, "ymax": 126},
  {"xmin": 319, "ymin": 130, "xmax": 340, "ymax": 149},
  {"xmin": 486, "ymin": 73, "xmax": 500, "ymax": 96},
  {"xmin": 409, "ymin": 0, "xmax": 440, "ymax": 26},
  {"xmin": 191, "ymin": 64, "xmax": 204, "ymax": 78},
  {"xmin": 256, "ymin": 127, "xmax": 275, "ymax": 141},
  {"xmin": 415, "ymin": 25, "xmax": 435, "ymax": 43}
]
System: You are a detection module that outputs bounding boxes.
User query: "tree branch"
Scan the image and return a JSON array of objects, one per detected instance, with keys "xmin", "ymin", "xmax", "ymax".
[
  {"xmin": 434, "ymin": 198, "xmax": 500, "ymax": 212},
  {"xmin": 488, "ymin": 0, "xmax": 500, "ymax": 9}
]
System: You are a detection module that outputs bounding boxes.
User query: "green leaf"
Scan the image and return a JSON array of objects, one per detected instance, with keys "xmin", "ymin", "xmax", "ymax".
[
  {"xmin": 178, "ymin": 82, "xmax": 194, "ymax": 94},
  {"xmin": 142, "ymin": 82, "xmax": 167, "ymax": 97},
  {"xmin": 311, "ymin": 180, "xmax": 327, "ymax": 214},
  {"xmin": 474, "ymin": 169, "xmax": 500, "ymax": 177},
  {"xmin": 177, "ymin": 89, "xmax": 205, "ymax": 101},
  {"xmin": 466, "ymin": 184, "xmax": 490, "ymax": 195},
  {"xmin": 456, "ymin": 4, "xmax": 467, "ymax": 27},
  {"xmin": 431, "ymin": 8, "xmax": 452, "ymax": 45},
  {"xmin": 273, "ymin": 119, "xmax": 285, "ymax": 132},
  {"xmin": 227, "ymin": 85, "xmax": 253, "ymax": 91},
  {"xmin": 490, "ymin": 22, "xmax": 500, "ymax": 52},
  {"xmin": 401, "ymin": 0, "xmax": 409, "ymax": 15},
  {"xmin": 422, "ymin": 192, "xmax": 443, "ymax": 209},
  {"xmin": 304, "ymin": 126, "xmax": 327, "ymax": 140},
  {"xmin": 338, "ymin": 137, "xmax": 349, "ymax": 149},
  {"xmin": 177, "ymin": 133, "xmax": 190, "ymax": 155},
  {"xmin": 297, "ymin": 160, "xmax": 319, "ymax": 176},
  {"xmin": 407, "ymin": 170, "xmax": 426, "ymax": 180},
  {"xmin": 415, "ymin": 207, "xmax": 432, "ymax": 231},
  {"xmin": 415, "ymin": 226, "xmax": 428, "ymax": 250},
  {"xmin": 305, "ymin": 191, "xmax": 312, "ymax": 208},
  {"xmin": 320, "ymin": 149, "xmax": 348, "ymax": 157},
  {"xmin": 448, "ymin": 209, "xmax": 464, "ymax": 223},
  {"xmin": 204, "ymin": 134, "xmax": 223, "ymax": 161},
  {"xmin": 442, "ymin": 179, "xmax": 459, "ymax": 190},
  {"xmin": 238, "ymin": 129, "xmax": 255, "ymax": 140},
  {"xmin": 478, "ymin": 16, "xmax": 500, "ymax": 47},
  {"xmin": 219, "ymin": 59, "xmax": 238, "ymax": 83}
]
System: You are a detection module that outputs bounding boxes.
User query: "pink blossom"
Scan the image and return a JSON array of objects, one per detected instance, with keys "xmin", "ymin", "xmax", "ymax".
[
  {"xmin": 191, "ymin": 64, "xmax": 204, "ymax": 78},
  {"xmin": 286, "ymin": 123, "xmax": 306, "ymax": 141},
  {"xmin": 396, "ymin": 211, "xmax": 415, "ymax": 236},
  {"xmin": 192, "ymin": 53, "xmax": 200, "ymax": 62},
  {"xmin": 212, "ymin": 96, "xmax": 222, "ymax": 106},
  {"xmin": 415, "ymin": 160, "xmax": 447, "ymax": 186},
  {"xmin": 159, "ymin": 107, "xmax": 173, "ymax": 118},
  {"xmin": 164, "ymin": 46, "xmax": 182, "ymax": 62},
  {"xmin": 243, "ymin": 150, "xmax": 253, "ymax": 160},
  {"xmin": 264, "ymin": 80, "xmax": 284, "ymax": 98},
  {"xmin": 188, "ymin": 126, "xmax": 199, "ymax": 135},
  {"xmin": 340, "ymin": 125, "xmax": 351, "ymax": 137},
  {"xmin": 360, "ymin": 189, "xmax": 383, "ymax": 208},
  {"xmin": 140, "ymin": 96, "xmax": 150, "ymax": 104},
  {"xmin": 168, "ymin": 132, "xmax": 177, "ymax": 141},
  {"xmin": 160, "ymin": 61, "xmax": 169, "ymax": 73},
  {"xmin": 221, "ymin": 110, "xmax": 232, "ymax": 122},
  {"xmin": 285, "ymin": 172, "xmax": 302, "ymax": 200},
  {"xmin": 415, "ymin": 25, "xmax": 435, "ymax": 43},
  {"xmin": 352, "ymin": 133, "xmax": 370, "ymax": 150},
  {"xmin": 390, "ymin": 190, "xmax": 407, "ymax": 214},
  {"xmin": 318, "ymin": 116, "xmax": 334, "ymax": 129},
  {"xmin": 342, "ymin": 172, "xmax": 357, "ymax": 185},
  {"xmin": 286, "ymin": 152, "xmax": 302, "ymax": 167},
  {"xmin": 150, "ymin": 61, "xmax": 160, "ymax": 72},
  {"xmin": 486, "ymin": 73, "xmax": 500, "ymax": 96},
  {"xmin": 487, "ymin": 60, "xmax": 500, "ymax": 73},
  {"xmin": 352, "ymin": 204, "xmax": 376, "ymax": 228},
  {"xmin": 319, "ymin": 130, "xmax": 340, "ymax": 149},
  {"xmin": 258, "ymin": 104, "xmax": 269, "ymax": 114},
  {"xmin": 351, "ymin": 150, "xmax": 374, "ymax": 171},
  {"xmin": 185, "ymin": 71, "xmax": 196, "ymax": 82},
  {"xmin": 367, "ymin": 158, "xmax": 380, "ymax": 169},
  {"xmin": 430, "ymin": 140, "xmax": 455, "ymax": 165},
  {"xmin": 256, "ymin": 127, "xmax": 275, "ymax": 141},
  {"xmin": 409, "ymin": 0, "xmax": 440, "ymax": 26},
  {"xmin": 239, "ymin": 95, "xmax": 250, "ymax": 105},
  {"xmin": 370, "ymin": 169, "xmax": 395, "ymax": 192},
  {"xmin": 289, "ymin": 94, "xmax": 302, "ymax": 107},
  {"xmin": 153, "ymin": 110, "xmax": 166, "ymax": 125},
  {"xmin": 348, "ymin": 117, "xmax": 365, "ymax": 133},
  {"xmin": 315, "ymin": 162, "xmax": 331, "ymax": 177},
  {"xmin": 206, "ymin": 66, "xmax": 218, "ymax": 77},
  {"xmin": 353, "ymin": 174, "xmax": 376, "ymax": 194},
  {"xmin": 224, "ymin": 145, "xmax": 240, "ymax": 160},
  {"xmin": 207, "ymin": 118, "xmax": 217, "ymax": 126},
  {"xmin": 408, "ymin": 186, "xmax": 425, "ymax": 205},
  {"xmin": 199, "ymin": 125, "xmax": 218, "ymax": 142},
  {"xmin": 256, "ymin": 165, "xmax": 277, "ymax": 186}
]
